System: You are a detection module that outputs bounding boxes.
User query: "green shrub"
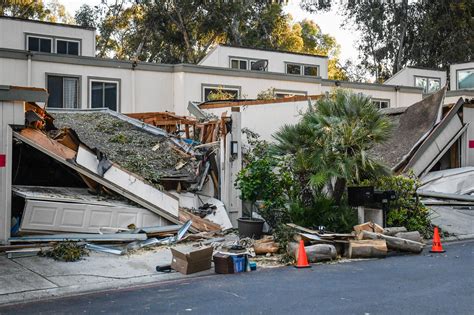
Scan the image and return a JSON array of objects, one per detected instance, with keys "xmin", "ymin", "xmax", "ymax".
[
  {"xmin": 289, "ymin": 196, "xmax": 358, "ymax": 233},
  {"xmin": 361, "ymin": 172, "xmax": 432, "ymax": 238}
]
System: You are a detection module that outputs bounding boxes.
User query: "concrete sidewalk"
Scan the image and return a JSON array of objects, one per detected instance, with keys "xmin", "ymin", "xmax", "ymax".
[
  {"xmin": 0, "ymin": 245, "xmax": 214, "ymax": 306},
  {"xmin": 429, "ymin": 206, "xmax": 474, "ymax": 240}
]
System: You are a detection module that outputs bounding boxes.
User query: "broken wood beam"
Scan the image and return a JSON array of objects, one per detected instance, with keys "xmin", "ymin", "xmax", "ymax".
[
  {"xmin": 358, "ymin": 230, "xmax": 424, "ymax": 253},
  {"xmin": 178, "ymin": 209, "xmax": 221, "ymax": 232}
]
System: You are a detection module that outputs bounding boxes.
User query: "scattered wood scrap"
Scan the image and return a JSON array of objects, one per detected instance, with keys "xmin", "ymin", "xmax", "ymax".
[
  {"xmin": 353, "ymin": 221, "xmax": 384, "ymax": 234},
  {"xmin": 254, "ymin": 236, "xmax": 279, "ymax": 255},
  {"xmin": 178, "ymin": 209, "xmax": 221, "ymax": 232}
]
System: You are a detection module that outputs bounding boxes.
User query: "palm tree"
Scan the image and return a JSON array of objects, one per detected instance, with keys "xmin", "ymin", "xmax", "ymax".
[{"xmin": 273, "ymin": 89, "xmax": 393, "ymax": 204}]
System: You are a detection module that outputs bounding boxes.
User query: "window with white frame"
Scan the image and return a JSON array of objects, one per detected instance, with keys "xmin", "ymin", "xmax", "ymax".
[
  {"xmin": 56, "ymin": 39, "xmax": 80, "ymax": 56},
  {"xmin": 286, "ymin": 63, "xmax": 318, "ymax": 77},
  {"xmin": 274, "ymin": 90, "xmax": 307, "ymax": 99},
  {"xmin": 47, "ymin": 75, "xmax": 79, "ymax": 108},
  {"xmin": 415, "ymin": 76, "xmax": 441, "ymax": 94},
  {"xmin": 27, "ymin": 35, "xmax": 52, "ymax": 53},
  {"xmin": 229, "ymin": 57, "xmax": 267, "ymax": 71},
  {"xmin": 230, "ymin": 58, "xmax": 248, "ymax": 70},
  {"xmin": 90, "ymin": 80, "xmax": 119, "ymax": 111},
  {"xmin": 457, "ymin": 69, "xmax": 474, "ymax": 90},
  {"xmin": 202, "ymin": 85, "xmax": 240, "ymax": 101},
  {"xmin": 372, "ymin": 99, "xmax": 390, "ymax": 109}
]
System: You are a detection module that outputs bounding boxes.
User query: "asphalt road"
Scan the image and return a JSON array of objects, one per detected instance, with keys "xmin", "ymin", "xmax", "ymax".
[{"xmin": 1, "ymin": 241, "xmax": 473, "ymax": 315}]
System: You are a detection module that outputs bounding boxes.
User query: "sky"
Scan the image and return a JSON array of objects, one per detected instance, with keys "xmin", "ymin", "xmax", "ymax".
[{"xmin": 59, "ymin": 0, "xmax": 360, "ymax": 63}]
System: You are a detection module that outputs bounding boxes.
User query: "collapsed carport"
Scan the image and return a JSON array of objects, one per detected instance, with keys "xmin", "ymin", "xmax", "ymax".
[{"xmin": 0, "ymin": 86, "xmax": 236, "ymax": 248}]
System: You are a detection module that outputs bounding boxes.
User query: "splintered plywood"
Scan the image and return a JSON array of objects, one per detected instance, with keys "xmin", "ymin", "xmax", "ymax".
[
  {"xmin": 20, "ymin": 199, "xmax": 164, "ymax": 234},
  {"xmin": 76, "ymin": 145, "xmax": 179, "ymax": 218},
  {"xmin": 19, "ymin": 128, "xmax": 76, "ymax": 160}
]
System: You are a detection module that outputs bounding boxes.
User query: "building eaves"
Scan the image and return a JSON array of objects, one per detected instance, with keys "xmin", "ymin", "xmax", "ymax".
[
  {"xmin": 322, "ymin": 79, "xmax": 423, "ymax": 93},
  {"xmin": 220, "ymin": 44, "xmax": 329, "ymax": 59},
  {"xmin": 0, "ymin": 85, "xmax": 48, "ymax": 102},
  {"xmin": 0, "ymin": 15, "xmax": 96, "ymax": 31}
]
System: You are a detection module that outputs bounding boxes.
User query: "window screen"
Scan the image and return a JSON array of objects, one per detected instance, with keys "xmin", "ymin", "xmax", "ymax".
[
  {"xmin": 203, "ymin": 87, "xmax": 239, "ymax": 101},
  {"xmin": 286, "ymin": 63, "xmax": 301, "ymax": 75},
  {"xmin": 47, "ymin": 75, "xmax": 78, "ymax": 108},
  {"xmin": 91, "ymin": 81, "xmax": 118, "ymax": 111},
  {"xmin": 304, "ymin": 66, "xmax": 318, "ymax": 76},
  {"xmin": 458, "ymin": 69, "xmax": 474, "ymax": 90},
  {"xmin": 57, "ymin": 40, "xmax": 79, "ymax": 55},
  {"xmin": 28, "ymin": 36, "xmax": 52, "ymax": 53}
]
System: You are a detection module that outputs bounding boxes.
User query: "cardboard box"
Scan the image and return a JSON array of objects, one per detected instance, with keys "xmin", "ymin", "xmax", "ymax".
[
  {"xmin": 213, "ymin": 253, "xmax": 234, "ymax": 274},
  {"xmin": 170, "ymin": 246, "xmax": 213, "ymax": 275}
]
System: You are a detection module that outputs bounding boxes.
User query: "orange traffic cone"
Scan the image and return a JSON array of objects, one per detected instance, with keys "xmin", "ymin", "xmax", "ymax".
[
  {"xmin": 295, "ymin": 240, "xmax": 311, "ymax": 268},
  {"xmin": 430, "ymin": 226, "xmax": 445, "ymax": 253}
]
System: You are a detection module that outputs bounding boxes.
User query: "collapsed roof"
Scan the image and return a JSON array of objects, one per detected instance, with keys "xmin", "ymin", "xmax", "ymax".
[
  {"xmin": 51, "ymin": 110, "xmax": 198, "ymax": 185},
  {"xmin": 373, "ymin": 87, "xmax": 446, "ymax": 171}
]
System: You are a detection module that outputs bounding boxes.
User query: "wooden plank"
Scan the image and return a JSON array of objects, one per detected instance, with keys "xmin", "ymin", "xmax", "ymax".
[
  {"xmin": 286, "ymin": 223, "xmax": 321, "ymax": 235},
  {"xmin": 19, "ymin": 128, "xmax": 76, "ymax": 160},
  {"xmin": 178, "ymin": 209, "xmax": 221, "ymax": 232}
]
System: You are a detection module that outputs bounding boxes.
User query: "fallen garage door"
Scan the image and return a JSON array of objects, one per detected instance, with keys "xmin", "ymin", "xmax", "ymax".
[{"xmin": 14, "ymin": 186, "xmax": 165, "ymax": 234}]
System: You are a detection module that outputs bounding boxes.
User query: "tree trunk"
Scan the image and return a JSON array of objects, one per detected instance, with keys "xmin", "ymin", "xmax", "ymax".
[
  {"xmin": 359, "ymin": 230, "xmax": 424, "ymax": 253},
  {"xmin": 288, "ymin": 242, "xmax": 337, "ymax": 262},
  {"xmin": 383, "ymin": 227, "xmax": 407, "ymax": 236},
  {"xmin": 394, "ymin": 231, "xmax": 423, "ymax": 243},
  {"xmin": 333, "ymin": 177, "xmax": 346, "ymax": 205},
  {"xmin": 347, "ymin": 240, "xmax": 387, "ymax": 258}
]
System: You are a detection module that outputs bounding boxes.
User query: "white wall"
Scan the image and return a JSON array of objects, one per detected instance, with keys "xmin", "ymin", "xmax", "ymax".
[
  {"xmin": 450, "ymin": 62, "xmax": 474, "ymax": 91},
  {"xmin": 199, "ymin": 45, "xmax": 329, "ymax": 79},
  {"xmin": 320, "ymin": 84, "xmax": 423, "ymax": 108},
  {"xmin": 174, "ymin": 71, "xmax": 322, "ymax": 115},
  {"xmin": 0, "ymin": 57, "xmax": 175, "ymax": 113},
  {"xmin": 204, "ymin": 100, "xmax": 311, "ymax": 142},
  {"xmin": 384, "ymin": 67, "xmax": 447, "ymax": 89},
  {"xmin": 0, "ymin": 17, "xmax": 96, "ymax": 57}
]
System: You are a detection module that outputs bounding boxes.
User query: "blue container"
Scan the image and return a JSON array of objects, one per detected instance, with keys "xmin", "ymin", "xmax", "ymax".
[
  {"xmin": 249, "ymin": 262, "xmax": 257, "ymax": 271},
  {"xmin": 232, "ymin": 255, "xmax": 246, "ymax": 273}
]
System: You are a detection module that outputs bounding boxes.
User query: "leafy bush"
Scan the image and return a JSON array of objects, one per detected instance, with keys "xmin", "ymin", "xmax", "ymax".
[
  {"xmin": 289, "ymin": 196, "xmax": 358, "ymax": 233},
  {"xmin": 361, "ymin": 172, "xmax": 432, "ymax": 238}
]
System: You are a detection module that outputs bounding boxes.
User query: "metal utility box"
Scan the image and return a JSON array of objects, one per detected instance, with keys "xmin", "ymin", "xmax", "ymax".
[{"xmin": 347, "ymin": 186, "xmax": 374, "ymax": 207}]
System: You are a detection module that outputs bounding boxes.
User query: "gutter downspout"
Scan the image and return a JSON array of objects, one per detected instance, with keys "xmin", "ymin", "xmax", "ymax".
[
  {"xmin": 131, "ymin": 61, "xmax": 137, "ymax": 113},
  {"xmin": 27, "ymin": 53, "xmax": 32, "ymax": 87}
]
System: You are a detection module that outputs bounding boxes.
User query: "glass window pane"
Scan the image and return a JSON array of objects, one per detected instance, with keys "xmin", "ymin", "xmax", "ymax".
[
  {"xmin": 428, "ymin": 79, "xmax": 441, "ymax": 93},
  {"xmin": 68, "ymin": 42, "xmax": 79, "ymax": 55},
  {"xmin": 286, "ymin": 63, "xmax": 301, "ymax": 75},
  {"xmin": 415, "ymin": 77, "xmax": 428, "ymax": 93},
  {"xmin": 304, "ymin": 66, "xmax": 318, "ymax": 76},
  {"xmin": 204, "ymin": 88, "xmax": 238, "ymax": 101},
  {"xmin": 47, "ymin": 76, "xmax": 63, "ymax": 108},
  {"xmin": 63, "ymin": 78, "xmax": 78, "ymax": 108},
  {"xmin": 91, "ymin": 82, "xmax": 104, "ymax": 108},
  {"xmin": 104, "ymin": 82, "xmax": 117, "ymax": 111},
  {"xmin": 230, "ymin": 59, "xmax": 239, "ymax": 69},
  {"xmin": 57, "ymin": 40, "xmax": 67, "ymax": 54},
  {"xmin": 458, "ymin": 69, "xmax": 474, "ymax": 90},
  {"xmin": 40, "ymin": 38, "xmax": 52, "ymax": 53},
  {"xmin": 28, "ymin": 37, "xmax": 39, "ymax": 51},
  {"xmin": 239, "ymin": 60, "xmax": 247, "ymax": 70}
]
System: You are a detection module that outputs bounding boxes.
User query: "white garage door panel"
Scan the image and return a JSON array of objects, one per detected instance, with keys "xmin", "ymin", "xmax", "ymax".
[{"xmin": 21, "ymin": 200, "xmax": 164, "ymax": 233}]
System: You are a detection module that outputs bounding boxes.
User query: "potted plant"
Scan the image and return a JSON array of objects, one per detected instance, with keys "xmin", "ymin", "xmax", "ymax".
[{"xmin": 235, "ymin": 155, "xmax": 274, "ymax": 239}]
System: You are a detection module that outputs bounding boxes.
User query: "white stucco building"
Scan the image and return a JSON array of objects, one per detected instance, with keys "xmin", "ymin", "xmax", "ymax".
[{"xmin": 0, "ymin": 16, "xmax": 432, "ymax": 116}]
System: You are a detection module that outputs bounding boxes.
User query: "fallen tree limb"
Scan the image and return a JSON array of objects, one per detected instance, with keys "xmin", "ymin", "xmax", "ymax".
[
  {"xmin": 394, "ymin": 231, "xmax": 423, "ymax": 243},
  {"xmin": 359, "ymin": 230, "xmax": 424, "ymax": 253},
  {"xmin": 383, "ymin": 227, "xmax": 407, "ymax": 236},
  {"xmin": 288, "ymin": 242, "xmax": 336, "ymax": 262},
  {"xmin": 347, "ymin": 240, "xmax": 387, "ymax": 258}
]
